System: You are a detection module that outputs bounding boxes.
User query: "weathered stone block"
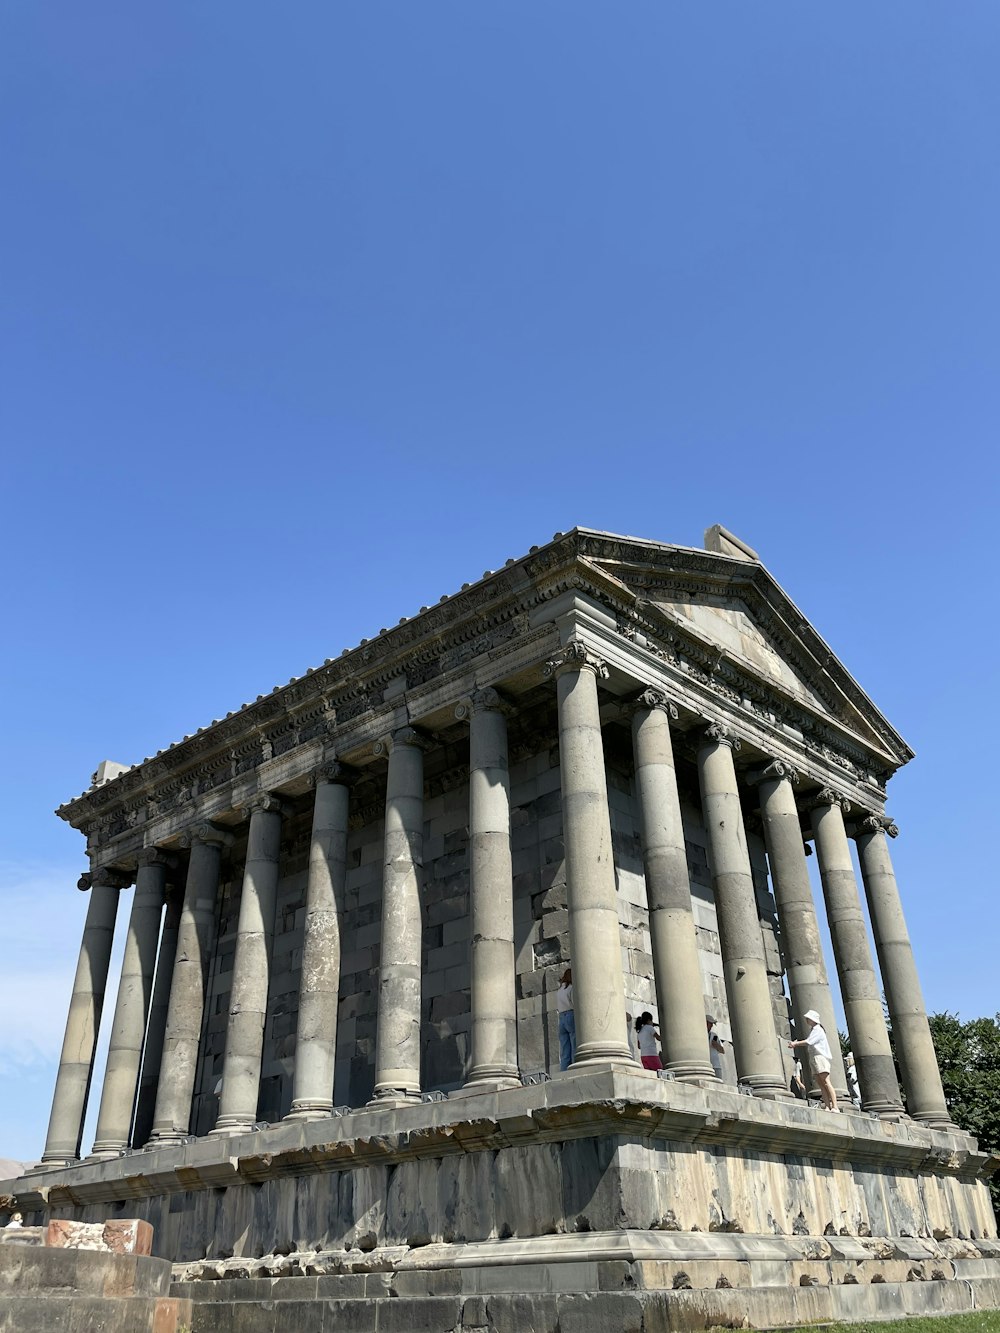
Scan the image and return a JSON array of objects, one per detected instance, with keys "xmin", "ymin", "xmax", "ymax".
[{"xmin": 559, "ymin": 1291, "xmax": 645, "ymax": 1332}]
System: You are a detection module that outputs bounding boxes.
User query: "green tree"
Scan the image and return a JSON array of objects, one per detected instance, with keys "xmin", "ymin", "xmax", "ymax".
[{"xmin": 927, "ymin": 1013, "xmax": 1000, "ymax": 1218}]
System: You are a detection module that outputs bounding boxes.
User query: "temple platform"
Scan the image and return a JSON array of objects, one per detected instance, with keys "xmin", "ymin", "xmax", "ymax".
[{"xmin": 5, "ymin": 1068, "xmax": 999, "ymax": 1330}]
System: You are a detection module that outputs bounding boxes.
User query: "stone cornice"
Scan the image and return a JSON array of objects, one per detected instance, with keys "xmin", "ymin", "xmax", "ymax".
[{"xmin": 57, "ymin": 530, "xmax": 911, "ymax": 852}]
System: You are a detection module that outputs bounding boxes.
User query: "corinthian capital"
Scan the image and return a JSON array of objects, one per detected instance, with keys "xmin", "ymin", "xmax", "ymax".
[
  {"xmin": 242, "ymin": 792, "xmax": 290, "ymax": 820},
  {"xmin": 543, "ymin": 640, "xmax": 609, "ymax": 681},
  {"xmin": 454, "ymin": 687, "xmax": 515, "ymax": 722},
  {"xmin": 136, "ymin": 847, "xmax": 178, "ymax": 871},
  {"xmin": 746, "ymin": 759, "xmax": 800, "ymax": 788},
  {"xmin": 856, "ymin": 813, "xmax": 900, "ymax": 839},
  {"xmin": 311, "ymin": 760, "xmax": 360, "ymax": 788},
  {"xmin": 373, "ymin": 725, "xmax": 432, "ymax": 758},
  {"xmin": 700, "ymin": 722, "xmax": 742, "ymax": 752},
  {"xmin": 90, "ymin": 866, "xmax": 134, "ymax": 890},
  {"xmin": 631, "ymin": 687, "xmax": 679, "ymax": 720},
  {"xmin": 181, "ymin": 822, "xmax": 236, "ymax": 850},
  {"xmin": 807, "ymin": 787, "xmax": 852, "ymax": 815}
]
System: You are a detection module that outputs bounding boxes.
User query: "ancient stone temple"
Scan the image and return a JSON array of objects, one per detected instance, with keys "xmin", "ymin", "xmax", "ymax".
[{"xmin": 4, "ymin": 525, "xmax": 999, "ymax": 1330}]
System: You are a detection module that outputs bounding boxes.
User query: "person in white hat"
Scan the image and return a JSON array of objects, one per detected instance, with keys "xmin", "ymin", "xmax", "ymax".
[{"xmin": 788, "ymin": 1010, "xmax": 839, "ymax": 1112}]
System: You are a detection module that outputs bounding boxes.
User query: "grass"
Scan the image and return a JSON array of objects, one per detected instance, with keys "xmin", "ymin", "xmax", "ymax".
[{"xmin": 789, "ymin": 1316, "xmax": 1000, "ymax": 1332}]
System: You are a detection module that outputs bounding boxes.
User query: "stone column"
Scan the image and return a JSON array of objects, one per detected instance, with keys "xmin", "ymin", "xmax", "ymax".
[
  {"xmin": 371, "ymin": 727, "xmax": 427, "ymax": 1103},
  {"xmin": 696, "ymin": 725, "xmax": 788, "ymax": 1098},
  {"xmin": 131, "ymin": 888, "xmax": 182, "ymax": 1149},
  {"xmin": 150, "ymin": 824, "xmax": 231, "ymax": 1143},
  {"xmin": 809, "ymin": 791, "xmax": 903, "ymax": 1117},
  {"xmin": 631, "ymin": 689, "xmax": 715, "ymax": 1081},
  {"xmin": 543, "ymin": 642, "xmax": 631, "ymax": 1065},
  {"xmin": 853, "ymin": 815, "xmax": 952, "ymax": 1127},
  {"xmin": 750, "ymin": 762, "xmax": 848, "ymax": 1102},
  {"xmin": 91, "ymin": 850, "xmax": 174, "ymax": 1157},
  {"xmin": 286, "ymin": 764, "xmax": 353, "ymax": 1120},
  {"xmin": 214, "ymin": 793, "xmax": 287, "ymax": 1134},
  {"xmin": 41, "ymin": 868, "xmax": 128, "ymax": 1164},
  {"xmin": 458, "ymin": 689, "xmax": 518, "ymax": 1087}
]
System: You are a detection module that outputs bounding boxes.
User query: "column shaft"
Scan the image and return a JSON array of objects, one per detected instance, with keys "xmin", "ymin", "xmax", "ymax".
[
  {"xmin": 372, "ymin": 731, "xmax": 425, "ymax": 1100},
  {"xmin": 215, "ymin": 797, "xmax": 285, "ymax": 1132},
  {"xmin": 547, "ymin": 644, "xmax": 630, "ymax": 1065},
  {"xmin": 810, "ymin": 796, "xmax": 903, "ymax": 1116},
  {"xmin": 855, "ymin": 819, "xmax": 951, "ymax": 1126},
  {"xmin": 150, "ymin": 831, "xmax": 226, "ymax": 1141},
  {"xmin": 41, "ymin": 874, "xmax": 123, "ymax": 1163},
  {"xmin": 755, "ymin": 768, "xmax": 848, "ymax": 1101},
  {"xmin": 91, "ymin": 855, "xmax": 170, "ymax": 1156},
  {"xmin": 465, "ymin": 694, "xmax": 518, "ymax": 1085},
  {"xmin": 287, "ymin": 770, "xmax": 351, "ymax": 1118},
  {"xmin": 697, "ymin": 730, "xmax": 787, "ymax": 1098},
  {"xmin": 132, "ymin": 890, "xmax": 181, "ymax": 1148},
  {"xmin": 631, "ymin": 693, "xmax": 715, "ymax": 1080}
]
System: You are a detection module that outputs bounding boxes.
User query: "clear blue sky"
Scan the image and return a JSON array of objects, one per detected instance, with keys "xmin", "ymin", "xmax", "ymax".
[{"xmin": 1, "ymin": 3, "xmax": 997, "ymax": 1162}]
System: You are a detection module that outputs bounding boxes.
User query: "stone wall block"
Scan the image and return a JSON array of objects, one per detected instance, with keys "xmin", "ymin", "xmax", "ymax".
[
  {"xmin": 495, "ymin": 1144, "xmax": 562, "ymax": 1239},
  {"xmin": 560, "ymin": 1137, "xmax": 619, "ymax": 1233},
  {"xmin": 342, "ymin": 1166, "xmax": 389, "ymax": 1252},
  {"xmin": 385, "ymin": 1159, "xmax": 437, "ymax": 1248}
]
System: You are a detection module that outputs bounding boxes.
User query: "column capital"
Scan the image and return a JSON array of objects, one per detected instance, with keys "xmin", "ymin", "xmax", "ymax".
[
  {"xmin": 90, "ymin": 866, "xmax": 134, "ymax": 891},
  {"xmin": 745, "ymin": 759, "xmax": 800, "ymax": 788},
  {"xmin": 629, "ymin": 687, "xmax": 679, "ymax": 720},
  {"xmin": 310, "ymin": 760, "xmax": 361, "ymax": 788},
  {"xmin": 136, "ymin": 847, "xmax": 178, "ymax": 871},
  {"xmin": 373, "ymin": 725, "xmax": 432, "ymax": 758},
  {"xmin": 851, "ymin": 812, "xmax": 899, "ymax": 839},
  {"xmin": 180, "ymin": 821, "xmax": 236, "ymax": 850},
  {"xmin": 698, "ymin": 721, "xmax": 742, "ymax": 752},
  {"xmin": 805, "ymin": 786, "xmax": 852, "ymax": 815},
  {"xmin": 241, "ymin": 792, "xmax": 290, "ymax": 820},
  {"xmin": 543, "ymin": 639, "xmax": 609, "ymax": 681},
  {"xmin": 454, "ymin": 686, "xmax": 515, "ymax": 721}
]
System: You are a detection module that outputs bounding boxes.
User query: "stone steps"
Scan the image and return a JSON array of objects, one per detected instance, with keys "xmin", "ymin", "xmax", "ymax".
[
  {"xmin": 0, "ymin": 1294, "xmax": 191, "ymax": 1333},
  {"xmin": 175, "ymin": 1276, "xmax": 1000, "ymax": 1331},
  {"xmin": 0, "ymin": 1246, "xmax": 191, "ymax": 1333}
]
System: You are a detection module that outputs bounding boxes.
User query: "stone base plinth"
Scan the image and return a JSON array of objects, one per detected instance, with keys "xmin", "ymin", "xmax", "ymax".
[
  {"xmin": 173, "ymin": 1233, "xmax": 1000, "ymax": 1332},
  {"xmin": 4, "ymin": 1068, "xmax": 999, "ymax": 1329}
]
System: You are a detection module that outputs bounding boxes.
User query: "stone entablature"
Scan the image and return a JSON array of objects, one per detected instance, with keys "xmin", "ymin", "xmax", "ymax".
[{"xmin": 57, "ymin": 529, "xmax": 909, "ymax": 866}]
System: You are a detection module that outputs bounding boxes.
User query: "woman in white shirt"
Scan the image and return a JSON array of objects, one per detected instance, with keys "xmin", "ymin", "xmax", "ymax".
[
  {"xmin": 556, "ymin": 968, "xmax": 575, "ymax": 1070},
  {"xmin": 635, "ymin": 1011, "xmax": 662, "ymax": 1071},
  {"xmin": 788, "ymin": 1009, "xmax": 838, "ymax": 1111}
]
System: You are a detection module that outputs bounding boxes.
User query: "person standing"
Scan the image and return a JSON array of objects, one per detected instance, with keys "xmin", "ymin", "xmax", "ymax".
[
  {"xmin": 556, "ymin": 968, "xmax": 576, "ymax": 1071},
  {"xmin": 706, "ymin": 1014, "xmax": 726, "ymax": 1079},
  {"xmin": 788, "ymin": 1010, "xmax": 838, "ymax": 1111},
  {"xmin": 636, "ymin": 1012, "xmax": 663, "ymax": 1071},
  {"xmin": 845, "ymin": 1051, "xmax": 862, "ymax": 1106}
]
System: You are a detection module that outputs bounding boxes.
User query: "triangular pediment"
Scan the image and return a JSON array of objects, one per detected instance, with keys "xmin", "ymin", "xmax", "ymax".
[
  {"xmin": 647, "ymin": 587, "xmax": 833, "ymax": 712},
  {"xmin": 573, "ymin": 531, "xmax": 911, "ymax": 768}
]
